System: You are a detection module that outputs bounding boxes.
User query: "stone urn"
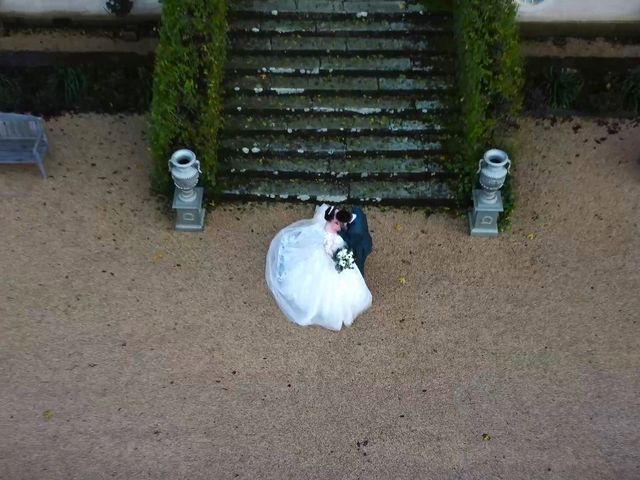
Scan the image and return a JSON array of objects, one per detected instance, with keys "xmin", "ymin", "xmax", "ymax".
[
  {"xmin": 477, "ymin": 148, "xmax": 511, "ymax": 203},
  {"xmin": 169, "ymin": 149, "xmax": 201, "ymax": 202},
  {"xmin": 168, "ymin": 149, "xmax": 205, "ymax": 231}
]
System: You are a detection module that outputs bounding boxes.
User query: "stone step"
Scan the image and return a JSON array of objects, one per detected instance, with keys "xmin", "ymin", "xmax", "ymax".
[
  {"xmin": 229, "ymin": 17, "xmax": 452, "ymax": 34},
  {"xmin": 331, "ymin": 156, "xmax": 449, "ymax": 177},
  {"xmin": 220, "ymin": 177, "xmax": 350, "ymax": 203},
  {"xmin": 223, "ymin": 112, "xmax": 447, "ymax": 133},
  {"xmin": 226, "ymin": 54, "xmax": 453, "ymax": 75},
  {"xmin": 221, "ymin": 0, "xmax": 457, "ymax": 206},
  {"xmin": 350, "ymin": 179, "xmax": 456, "ymax": 204},
  {"xmin": 220, "ymin": 156, "xmax": 331, "ymax": 176},
  {"xmin": 230, "ymin": 35, "xmax": 452, "ymax": 53},
  {"xmin": 219, "ymin": 154, "xmax": 449, "ymax": 178},
  {"xmin": 223, "ymin": 93, "xmax": 450, "ymax": 114},
  {"xmin": 229, "ymin": 0, "xmax": 431, "ymax": 15},
  {"xmin": 220, "ymin": 133, "xmax": 446, "ymax": 156},
  {"xmin": 218, "ymin": 176, "xmax": 456, "ymax": 206},
  {"xmin": 225, "ymin": 74, "xmax": 453, "ymax": 93}
]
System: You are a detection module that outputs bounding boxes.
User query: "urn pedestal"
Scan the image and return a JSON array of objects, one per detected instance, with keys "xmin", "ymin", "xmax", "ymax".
[
  {"xmin": 168, "ymin": 149, "xmax": 205, "ymax": 232},
  {"xmin": 172, "ymin": 187, "xmax": 205, "ymax": 231},
  {"xmin": 469, "ymin": 149, "xmax": 511, "ymax": 237},
  {"xmin": 468, "ymin": 189, "xmax": 503, "ymax": 237}
]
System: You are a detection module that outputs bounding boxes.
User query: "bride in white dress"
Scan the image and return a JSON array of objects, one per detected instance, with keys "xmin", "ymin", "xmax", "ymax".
[{"xmin": 265, "ymin": 204, "xmax": 372, "ymax": 331}]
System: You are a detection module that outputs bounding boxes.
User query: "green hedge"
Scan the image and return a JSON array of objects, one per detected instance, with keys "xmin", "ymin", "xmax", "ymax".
[
  {"xmin": 454, "ymin": 0, "xmax": 523, "ymax": 227},
  {"xmin": 425, "ymin": 0, "xmax": 523, "ymax": 228},
  {"xmin": 149, "ymin": 0, "xmax": 228, "ymax": 195}
]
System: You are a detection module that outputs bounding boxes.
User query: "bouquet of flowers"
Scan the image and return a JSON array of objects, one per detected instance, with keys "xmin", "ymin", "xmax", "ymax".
[{"xmin": 333, "ymin": 247, "xmax": 356, "ymax": 273}]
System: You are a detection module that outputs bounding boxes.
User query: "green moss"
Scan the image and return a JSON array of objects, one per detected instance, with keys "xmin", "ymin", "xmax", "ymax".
[{"xmin": 149, "ymin": 0, "xmax": 229, "ymax": 196}]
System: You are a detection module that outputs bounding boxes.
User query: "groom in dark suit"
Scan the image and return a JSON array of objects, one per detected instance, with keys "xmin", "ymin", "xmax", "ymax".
[{"xmin": 337, "ymin": 207, "xmax": 373, "ymax": 275}]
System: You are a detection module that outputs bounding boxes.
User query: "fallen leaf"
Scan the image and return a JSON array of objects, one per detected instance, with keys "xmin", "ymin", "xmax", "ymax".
[
  {"xmin": 481, "ymin": 433, "xmax": 491, "ymax": 441},
  {"xmin": 527, "ymin": 233, "xmax": 536, "ymax": 240},
  {"xmin": 394, "ymin": 223, "xmax": 403, "ymax": 231},
  {"xmin": 399, "ymin": 276, "xmax": 407, "ymax": 285},
  {"xmin": 42, "ymin": 410, "xmax": 54, "ymax": 421},
  {"xmin": 152, "ymin": 250, "xmax": 165, "ymax": 261}
]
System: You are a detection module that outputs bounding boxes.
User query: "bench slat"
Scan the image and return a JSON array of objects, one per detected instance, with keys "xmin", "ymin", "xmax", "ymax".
[
  {"xmin": 0, "ymin": 121, "xmax": 39, "ymax": 138},
  {"xmin": 0, "ymin": 156, "xmax": 35, "ymax": 163},
  {"xmin": 0, "ymin": 136, "xmax": 40, "ymax": 141},
  {"xmin": 0, "ymin": 143, "xmax": 45, "ymax": 153}
]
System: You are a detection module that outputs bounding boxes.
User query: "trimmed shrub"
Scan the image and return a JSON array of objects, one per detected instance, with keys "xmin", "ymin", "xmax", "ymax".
[
  {"xmin": 149, "ymin": 0, "xmax": 228, "ymax": 195},
  {"xmin": 424, "ymin": 0, "xmax": 523, "ymax": 228},
  {"xmin": 453, "ymin": 0, "xmax": 523, "ymax": 228}
]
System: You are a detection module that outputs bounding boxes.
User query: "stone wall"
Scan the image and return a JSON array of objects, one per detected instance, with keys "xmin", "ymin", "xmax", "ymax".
[
  {"xmin": 1, "ymin": 0, "xmax": 640, "ymax": 28},
  {"xmin": 517, "ymin": 0, "xmax": 640, "ymax": 23},
  {"xmin": 0, "ymin": 0, "xmax": 161, "ymax": 21}
]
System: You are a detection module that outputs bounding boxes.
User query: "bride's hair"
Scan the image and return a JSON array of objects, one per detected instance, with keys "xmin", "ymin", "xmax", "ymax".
[
  {"xmin": 324, "ymin": 206, "xmax": 337, "ymax": 221},
  {"xmin": 324, "ymin": 205, "xmax": 352, "ymax": 223}
]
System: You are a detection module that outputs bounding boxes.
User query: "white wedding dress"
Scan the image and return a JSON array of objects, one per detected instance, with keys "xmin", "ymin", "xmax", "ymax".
[{"xmin": 265, "ymin": 204, "xmax": 372, "ymax": 331}]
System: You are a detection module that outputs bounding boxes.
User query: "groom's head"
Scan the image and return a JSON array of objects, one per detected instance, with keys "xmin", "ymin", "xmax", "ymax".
[{"xmin": 335, "ymin": 208, "xmax": 352, "ymax": 224}]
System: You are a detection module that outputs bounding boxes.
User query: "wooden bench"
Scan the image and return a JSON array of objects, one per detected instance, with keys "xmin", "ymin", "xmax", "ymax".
[{"xmin": 0, "ymin": 113, "xmax": 49, "ymax": 177}]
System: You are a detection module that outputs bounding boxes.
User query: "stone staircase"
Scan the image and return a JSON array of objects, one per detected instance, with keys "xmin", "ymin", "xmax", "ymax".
[{"xmin": 218, "ymin": 0, "xmax": 457, "ymax": 206}]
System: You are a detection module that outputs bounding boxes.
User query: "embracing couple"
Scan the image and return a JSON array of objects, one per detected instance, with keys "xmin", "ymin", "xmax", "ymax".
[{"xmin": 265, "ymin": 204, "xmax": 373, "ymax": 331}]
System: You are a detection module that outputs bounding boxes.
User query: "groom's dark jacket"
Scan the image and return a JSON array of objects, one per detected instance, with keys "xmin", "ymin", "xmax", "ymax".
[{"xmin": 338, "ymin": 207, "xmax": 372, "ymax": 274}]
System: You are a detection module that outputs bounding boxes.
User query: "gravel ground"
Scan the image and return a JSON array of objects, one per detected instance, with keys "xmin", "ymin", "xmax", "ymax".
[{"xmin": 0, "ymin": 114, "xmax": 639, "ymax": 480}]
